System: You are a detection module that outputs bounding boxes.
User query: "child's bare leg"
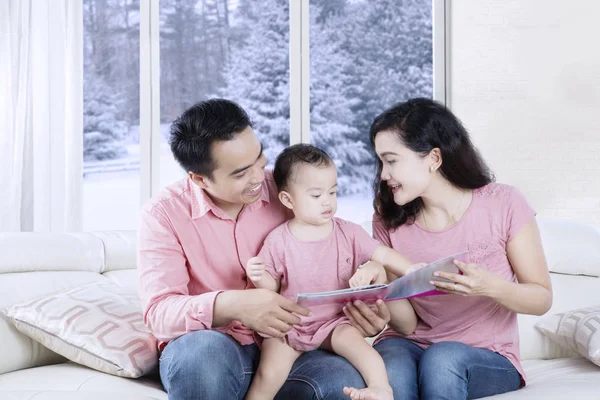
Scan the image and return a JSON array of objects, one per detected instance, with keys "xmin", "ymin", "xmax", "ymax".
[
  {"xmin": 322, "ymin": 324, "xmax": 393, "ymax": 400},
  {"xmin": 245, "ymin": 338, "xmax": 302, "ymax": 400}
]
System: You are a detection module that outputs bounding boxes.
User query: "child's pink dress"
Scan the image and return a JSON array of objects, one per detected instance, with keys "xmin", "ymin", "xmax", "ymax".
[{"xmin": 258, "ymin": 218, "xmax": 380, "ymax": 351}]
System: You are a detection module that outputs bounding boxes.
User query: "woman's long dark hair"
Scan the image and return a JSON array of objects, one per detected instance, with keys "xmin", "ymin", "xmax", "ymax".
[{"xmin": 370, "ymin": 98, "xmax": 495, "ymax": 230}]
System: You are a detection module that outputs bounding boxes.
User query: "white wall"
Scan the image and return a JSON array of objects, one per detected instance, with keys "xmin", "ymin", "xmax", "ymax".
[{"xmin": 448, "ymin": 0, "xmax": 600, "ymax": 228}]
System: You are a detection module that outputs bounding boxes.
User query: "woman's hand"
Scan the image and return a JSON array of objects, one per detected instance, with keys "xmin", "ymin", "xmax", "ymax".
[
  {"xmin": 343, "ymin": 299, "xmax": 391, "ymax": 337},
  {"xmin": 430, "ymin": 259, "xmax": 504, "ymax": 296}
]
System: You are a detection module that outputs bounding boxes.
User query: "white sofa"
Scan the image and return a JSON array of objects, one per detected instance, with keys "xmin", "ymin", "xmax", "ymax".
[{"xmin": 1, "ymin": 218, "xmax": 600, "ymax": 399}]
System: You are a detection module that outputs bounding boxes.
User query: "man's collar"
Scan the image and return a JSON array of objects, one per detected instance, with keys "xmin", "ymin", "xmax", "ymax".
[
  {"xmin": 190, "ymin": 178, "xmax": 271, "ymax": 220},
  {"xmin": 190, "ymin": 179, "xmax": 216, "ymax": 219}
]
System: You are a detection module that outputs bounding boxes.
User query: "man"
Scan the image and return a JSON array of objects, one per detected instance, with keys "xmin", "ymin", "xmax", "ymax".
[{"xmin": 138, "ymin": 98, "xmax": 390, "ymax": 399}]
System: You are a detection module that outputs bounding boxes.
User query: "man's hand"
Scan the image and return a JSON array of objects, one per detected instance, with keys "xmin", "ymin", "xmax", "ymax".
[
  {"xmin": 246, "ymin": 257, "xmax": 266, "ymax": 282},
  {"xmin": 215, "ymin": 289, "xmax": 311, "ymax": 338},
  {"xmin": 349, "ymin": 261, "xmax": 387, "ymax": 288},
  {"xmin": 343, "ymin": 299, "xmax": 391, "ymax": 338}
]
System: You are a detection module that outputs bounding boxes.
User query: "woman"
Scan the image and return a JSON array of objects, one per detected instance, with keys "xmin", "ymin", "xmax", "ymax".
[{"xmin": 348, "ymin": 98, "xmax": 552, "ymax": 399}]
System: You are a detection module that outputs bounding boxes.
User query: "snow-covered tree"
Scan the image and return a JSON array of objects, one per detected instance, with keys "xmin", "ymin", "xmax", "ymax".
[
  {"xmin": 84, "ymin": 0, "xmax": 140, "ymax": 130},
  {"xmin": 221, "ymin": 0, "xmax": 290, "ymax": 164},
  {"xmin": 310, "ymin": 3, "xmax": 373, "ymax": 195},
  {"xmin": 83, "ymin": 67, "xmax": 128, "ymax": 161},
  {"xmin": 343, "ymin": 0, "xmax": 433, "ymax": 137},
  {"xmin": 159, "ymin": 0, "xmax": 230, "ymax": 122}
]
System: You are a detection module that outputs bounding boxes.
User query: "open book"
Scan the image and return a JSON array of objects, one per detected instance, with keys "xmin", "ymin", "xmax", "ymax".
[{"xmin": 296, "ymin": 251, "xmax": 469, "ymax": 306}]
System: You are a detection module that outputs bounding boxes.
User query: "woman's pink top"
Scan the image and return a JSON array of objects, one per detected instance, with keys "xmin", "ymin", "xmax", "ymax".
[{"xmin": 373, "ymin": 183, "xmax": 535, "ymax": 382}]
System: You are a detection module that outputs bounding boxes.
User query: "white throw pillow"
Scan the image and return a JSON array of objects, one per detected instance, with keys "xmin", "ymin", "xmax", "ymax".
[
  {"xmin": 2, "ymin": 280, "xmax": 158, "ymax": 378},
  {"xmin": 535, "ymin": 306, "xmax": 600, "ymax": 367}
]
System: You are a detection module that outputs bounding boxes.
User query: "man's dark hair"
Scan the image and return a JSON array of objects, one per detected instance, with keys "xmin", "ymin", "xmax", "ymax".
[
  {"xmin": 169, "ymin": 99, "xmax": 252, "ymax": 179},
  {"xmin": 273, "ymin": 143, "xmax": 333, "ymax": 191}
]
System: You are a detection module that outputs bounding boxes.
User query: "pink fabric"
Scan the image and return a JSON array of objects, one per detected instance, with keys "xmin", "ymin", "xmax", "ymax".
[
  {"xmin": 373, "ymin": 183, "xmax": 535, "ymax": 383},
  {"xmin": 258, "ymin": 218, "xmax": 380, "ymax": 351},
  {"xmin": 137, "ymin": 171, "xmax": 290, "ymax": 346}
]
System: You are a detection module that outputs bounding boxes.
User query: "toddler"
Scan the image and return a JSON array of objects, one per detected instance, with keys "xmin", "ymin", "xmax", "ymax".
[{"xmin": 245, "ymin": 144, "xmax": 418, "ymax": 400}]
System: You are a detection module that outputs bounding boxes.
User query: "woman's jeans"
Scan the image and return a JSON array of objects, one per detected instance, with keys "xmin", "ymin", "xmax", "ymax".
[
  {"xmin": 159, "ymin": 330, "xmax": 365, "ymax": 399},
  {"xmin": 374, "ymin": 338, "xmax": 522, "ymax": 400}
]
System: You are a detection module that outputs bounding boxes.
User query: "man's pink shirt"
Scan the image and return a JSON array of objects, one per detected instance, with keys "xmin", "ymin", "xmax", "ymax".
[
  {"xmin": 137, "ymin": 171, "xmax": 289, "ymax": 347},
  {"xmin": 373, "ymin": 183, "xmax": 535, "ymax": 383}
]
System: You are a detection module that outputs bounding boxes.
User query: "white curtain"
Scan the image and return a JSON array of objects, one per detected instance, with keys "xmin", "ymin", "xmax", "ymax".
[{"xmin": 0, "ymin": 1, "xmax": 83, "ymax": 232}]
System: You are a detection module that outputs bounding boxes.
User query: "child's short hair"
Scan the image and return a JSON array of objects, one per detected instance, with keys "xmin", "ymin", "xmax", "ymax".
[{"xmin": 273, "ymin": 144, "xmax": 333, "ymax": 191}]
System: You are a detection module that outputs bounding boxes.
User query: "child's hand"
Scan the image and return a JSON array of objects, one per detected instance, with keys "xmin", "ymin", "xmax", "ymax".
[
  {"xmin": 246, "ymin": 257, "xmax": 266, "ymax": 282},
  {"xmin": 349, "ymin": 261, "xmax": 386, "ymax": 288},
  {"xmin": 405, "ymin": 262, "xmax": 427, "ymax": 275}
]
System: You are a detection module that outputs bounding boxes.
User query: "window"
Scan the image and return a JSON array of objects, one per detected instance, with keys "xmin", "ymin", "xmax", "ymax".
[
  {"xmin": 83, "ymin": 0, "xmax": 140, "ymax": 231},
  {"xmin": 159, "ymin": 0, "xmax": 290, "ymax": 188},
  {"xmin": 81, "ymin": 0, "xmax": 441, "ymax": 230},
  {"xmin": 309, "ymin": 0, "xmax": 433, "ymax": 223}
]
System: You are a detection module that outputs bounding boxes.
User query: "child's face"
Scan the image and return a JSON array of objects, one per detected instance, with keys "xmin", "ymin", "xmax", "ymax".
[{"xmin": 283, "ymin": 163, "xmax": 338, "ymax": 226}]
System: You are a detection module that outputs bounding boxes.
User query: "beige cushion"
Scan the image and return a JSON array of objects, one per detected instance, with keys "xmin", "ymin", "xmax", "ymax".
[
  {"xmin": 536, "ymin": 306, "xmax": 600, "ymax": 367},
  {"xmin": 2, "ymin": 281, "xmax": 158, "ymax": 378}
]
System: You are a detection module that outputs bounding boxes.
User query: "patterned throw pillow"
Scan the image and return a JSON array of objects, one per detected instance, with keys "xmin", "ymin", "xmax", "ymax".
[
  {"xmin": 2, "ymin": 280, "xmax": 158, "ymax": 378},
  {"xmin": 535, "ymin": 306, "xmax": 600, "ymax": 367}
]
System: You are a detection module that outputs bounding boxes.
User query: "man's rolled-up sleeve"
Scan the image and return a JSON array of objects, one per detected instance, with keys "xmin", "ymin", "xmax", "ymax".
[{"xmin": 137, "ymin": 207, "xmax": 221, "ymax": 342}]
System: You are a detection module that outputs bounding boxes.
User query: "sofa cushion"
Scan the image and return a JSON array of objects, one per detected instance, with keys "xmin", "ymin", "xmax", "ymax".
[
  {"xmin": 103, "ymin": 269, "xmax": 140, "ymax": 295},
  {"xmin": 1, "ymin": 393, "xmax": 163, "ymax": 400},
  {"xmin": 535, "ymin": 305, "xmax": 600, "ymax": 367},
  {"xmin": 486, "ymin": 358, "xmax": 600, "ymax": 398},
  {"xmin": 2, "ymin": 281, "xmax": 158, "ymax": 378},
  {"xmin": 0, "ymin": 362, "xmax": 166, "ymax": 400},
  {"xmin": 1, "ymin": 358, "xmax": 599, "ymax": 399}
]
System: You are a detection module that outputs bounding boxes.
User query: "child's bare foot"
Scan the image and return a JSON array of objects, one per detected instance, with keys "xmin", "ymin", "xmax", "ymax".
[{"xmin": 343, "ymin": 385, "xmax": 393, "ymax": 400}]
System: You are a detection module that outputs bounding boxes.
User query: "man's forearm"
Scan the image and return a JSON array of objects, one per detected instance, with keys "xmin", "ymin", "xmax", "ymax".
[{"xmin": 212, "ymin": 290, "xmax": 244, "ymax": 327}]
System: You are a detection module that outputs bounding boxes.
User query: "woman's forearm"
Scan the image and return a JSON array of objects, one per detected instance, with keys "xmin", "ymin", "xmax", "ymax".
[
  {"xmin": 487, "ymin": 279, "xmax": 552, "ymax": 316},
  {"xmin": 387, "ymin": 299, "xmax": 418, "ymax": 335},
  {"xmin": 371, "ymin": 245, "xmax": 413, "ymax": 280}
]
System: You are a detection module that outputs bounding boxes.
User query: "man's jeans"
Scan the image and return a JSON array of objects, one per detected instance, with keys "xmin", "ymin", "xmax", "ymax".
[
  {"xmin": 159, "ymin": 330, "xmax": 365, "ymax": 399},
  {"xmin": 374, "ymin": 338, "xmax": 522, "ymax": 400}
]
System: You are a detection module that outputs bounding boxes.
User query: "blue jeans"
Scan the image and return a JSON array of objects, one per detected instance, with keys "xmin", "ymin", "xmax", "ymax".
[
  {"xmin": 374, "ymin": 338, "xmax": 522, "ymax": 400},
  {"xmin": 159, "ymin": 330, "xmax": 365, "ymax": 399}
]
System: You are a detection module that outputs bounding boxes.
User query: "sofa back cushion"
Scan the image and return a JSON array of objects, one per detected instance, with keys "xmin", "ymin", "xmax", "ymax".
[
  {"xmin": 519, "ymin": 219, "xmax": 600, "ymax": 360},
  {"xmin": 0, "ymin": 232, "xmax": 104, "ymax": 274},
  {"xmin": 519, "ymin": 273, "xmax": 599, "ymax": 360}
]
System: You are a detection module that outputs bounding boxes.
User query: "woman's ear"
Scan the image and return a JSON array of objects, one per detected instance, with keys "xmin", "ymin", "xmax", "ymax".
[
  {"xmin": 278, "ymin": 191, "xmax": 294, "ymax": 210},
  {"xmin": 189, "ymin": 172, "xmax": 209, "ymax": 189},
  {"xmin": 428, "ymin": 148, "xmax": 442, "ymax": 172}
]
